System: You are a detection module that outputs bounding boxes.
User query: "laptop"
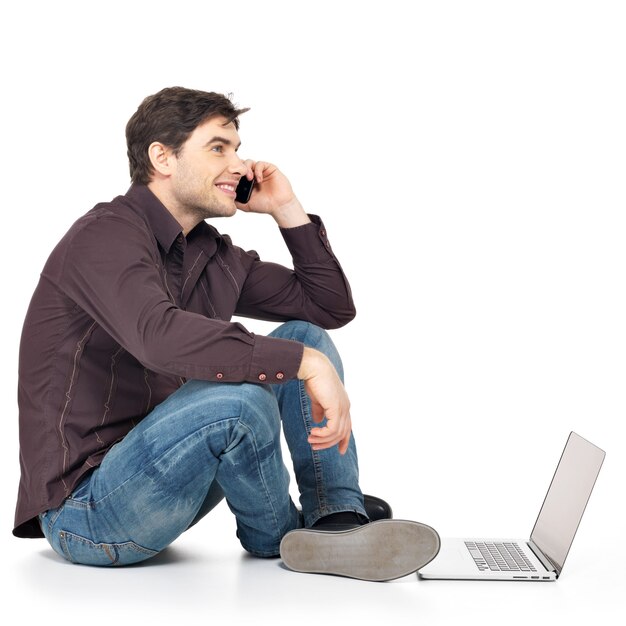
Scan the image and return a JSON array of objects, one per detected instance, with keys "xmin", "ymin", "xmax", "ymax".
[{"xmin": 418, "ymin": 431, "xmax": 605, "ymax": 581}]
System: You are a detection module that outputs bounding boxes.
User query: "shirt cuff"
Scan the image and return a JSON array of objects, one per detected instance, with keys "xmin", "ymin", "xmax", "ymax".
[
  {"xmin": 248, "ymin": 334, "xmax": 304, "ymax": 383},
  {"xmin": 279, "ymin": 214, "xmax": 335, "ymax": 264}
]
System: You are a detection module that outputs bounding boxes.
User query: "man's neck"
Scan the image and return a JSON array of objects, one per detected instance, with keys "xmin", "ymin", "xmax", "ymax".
[{"xmin": 147, "ymin": 180, "xmax": 199, "ymax": 236}]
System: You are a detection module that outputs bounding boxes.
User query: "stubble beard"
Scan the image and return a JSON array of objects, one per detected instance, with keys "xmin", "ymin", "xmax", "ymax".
[
  {"xmin": 174, "ymin": 172, "xmax": 236, "ymax": 221},
  {"xmin": 188, "ymin": 199, "xmax": 235, "ymax": 221}
]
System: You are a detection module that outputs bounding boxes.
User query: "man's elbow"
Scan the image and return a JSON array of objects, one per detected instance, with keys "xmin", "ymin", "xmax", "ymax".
[{"xmin": 324, "ymin": 304, "xmax": 357, "ymax": 329}]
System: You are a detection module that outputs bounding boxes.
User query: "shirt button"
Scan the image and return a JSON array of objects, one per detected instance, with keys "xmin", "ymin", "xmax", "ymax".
[
  {"xmin": 276, "ymin": 372, "xmax": 284, "ymax": 380},
  {"xmin": 320, "ymin": 229, "xmax": 327, "ymax": 237},
  {"xmin": 216, "ymin": 372, "xmax": 224, "ymax": 380},
  {"xmin": 258, "ymin": 373, "xmax": 267, "ymax": 382},
  {"xmin": 177, "ymin": 234, "xmax": 184, "ymax": 243}
]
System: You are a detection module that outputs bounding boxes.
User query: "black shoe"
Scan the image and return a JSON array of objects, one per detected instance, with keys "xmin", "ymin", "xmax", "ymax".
[
  {"xmin": 311, "ymin": 510, "xmax": 368, "ymax": 532},
  {"xmin": 363, "ymin": 494, "xmax": 393, "ymax": 521},
  {"xmin": 280, "ymin": 519, "xmax": 441, "ymax": 582},
  {"xmin": 309, "ymin": 494, "xmax": 393, "ymax": 532}
]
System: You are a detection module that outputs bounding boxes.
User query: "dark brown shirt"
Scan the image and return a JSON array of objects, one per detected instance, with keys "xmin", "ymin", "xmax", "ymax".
[{"xmin": 14, "ymin": 184, "xmax": 355, "ymax": 537}]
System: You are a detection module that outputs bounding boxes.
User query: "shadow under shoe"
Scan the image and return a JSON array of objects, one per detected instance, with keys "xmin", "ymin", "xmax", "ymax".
[{"xmin": 280, "ymin": 519, "xmax": 441, "ymax": 582}]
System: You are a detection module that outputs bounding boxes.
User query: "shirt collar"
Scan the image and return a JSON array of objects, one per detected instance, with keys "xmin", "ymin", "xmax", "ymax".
[{"xmin": 124, "ymin": 184, "xmax": 221, "ymax": 256}]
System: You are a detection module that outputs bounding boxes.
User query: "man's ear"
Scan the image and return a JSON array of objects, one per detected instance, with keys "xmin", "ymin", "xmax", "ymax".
[{"xmin": 148, "ymin": 142, "xmax": 176, "ymax": 178}]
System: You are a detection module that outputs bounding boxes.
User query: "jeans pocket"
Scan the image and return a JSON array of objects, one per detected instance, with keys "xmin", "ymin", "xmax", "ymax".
[
  {"xmin": 69, "ymin": 471, "xmax": 95, "ymax": 503},
  {"xmin": 58, "ymin": 530, "xmax": 158, "ymax": 566}
]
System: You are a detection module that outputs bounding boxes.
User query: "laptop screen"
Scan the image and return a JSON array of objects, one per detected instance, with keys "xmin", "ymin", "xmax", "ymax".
[{"xmin": 530, "ymin": 432, "xmax": 605, "ymax": 575}]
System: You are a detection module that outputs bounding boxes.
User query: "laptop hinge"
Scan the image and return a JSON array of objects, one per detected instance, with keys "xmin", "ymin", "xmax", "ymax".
[{"xmin": 528, "ymin": 540, "xmax": 560, "ymax": 577}]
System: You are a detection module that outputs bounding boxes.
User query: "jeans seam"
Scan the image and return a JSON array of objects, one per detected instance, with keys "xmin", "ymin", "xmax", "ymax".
[
  {"xmin": 283, "ymin": 323, "xmax": 333, "ymax": 524},
  {"xmin": 297, "ymin": 324, "xmax": 328, "ymax": 514},
  {"xmin": 297, "ymin": 379, "xmax": 326, "ymax": 514}
]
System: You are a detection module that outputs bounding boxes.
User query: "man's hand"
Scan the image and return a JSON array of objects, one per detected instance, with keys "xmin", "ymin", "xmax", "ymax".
[
  {"xmin": 298, "ymin": 347, "xmax": 352, "ymax": 455},
  {"xmin": 236, "ymin": 160, "xmax": 310, "ymax": 228}
]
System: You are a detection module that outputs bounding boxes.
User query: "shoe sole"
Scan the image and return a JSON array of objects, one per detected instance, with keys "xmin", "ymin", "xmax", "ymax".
[{"xmin": 280, "ymin": 519, "xmax": 440, "ymax": 582}]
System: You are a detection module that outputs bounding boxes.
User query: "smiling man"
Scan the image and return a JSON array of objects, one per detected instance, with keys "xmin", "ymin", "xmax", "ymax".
[{"xmin": 13, "ymin": 87, "xmax": 439, "ymax": 581}]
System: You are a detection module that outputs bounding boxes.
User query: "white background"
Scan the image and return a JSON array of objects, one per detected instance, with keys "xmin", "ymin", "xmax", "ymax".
[{"xmin": 1, "ymin": 1, "xmax": 624, "ymax": 624}]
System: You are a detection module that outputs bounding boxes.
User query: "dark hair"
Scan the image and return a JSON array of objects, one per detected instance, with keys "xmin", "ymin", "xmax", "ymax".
[{"xmin": 125, "ymin": 87, "xmax": 249, "ymax": 185}]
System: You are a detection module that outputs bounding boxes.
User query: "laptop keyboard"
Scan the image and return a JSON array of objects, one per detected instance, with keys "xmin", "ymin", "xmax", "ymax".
[{"xmin": 465, "ymin": 541, "xmax": 537, "ymax": 572}]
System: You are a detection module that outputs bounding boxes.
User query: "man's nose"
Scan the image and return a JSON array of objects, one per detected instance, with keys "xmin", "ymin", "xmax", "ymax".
[{"xmin": 227, "ymin": 154, "xmax": 247, "ymax": 175}]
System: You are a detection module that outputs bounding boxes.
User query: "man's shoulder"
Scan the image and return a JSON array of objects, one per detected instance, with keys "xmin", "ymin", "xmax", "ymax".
[
  {"xmin": 42, "ymin": 195, "xmax": 156, "ymax": 282},
  {"xmin": 63, "ymin": 195, "xmax": 151, "ymax": 244},
  {"xmin": 80, "ymin": 193, "xmax": 146, "ymax": 227}
]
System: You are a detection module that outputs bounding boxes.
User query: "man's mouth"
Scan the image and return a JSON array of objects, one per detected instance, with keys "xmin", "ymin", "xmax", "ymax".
[{"xmin": 215, "ymin": 182, "xmax": 237, "ymax": 198}]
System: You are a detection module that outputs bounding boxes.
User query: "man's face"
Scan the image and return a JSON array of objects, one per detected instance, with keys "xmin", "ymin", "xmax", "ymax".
[{"xmin": 168, "ymin": 116, "xmax": 246, "ymax": 219}]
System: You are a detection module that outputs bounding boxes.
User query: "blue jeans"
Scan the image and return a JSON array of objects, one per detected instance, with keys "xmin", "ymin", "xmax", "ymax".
[{"xmin": 39, "ymin": 321, "xmax": 365, "ymax": 565}]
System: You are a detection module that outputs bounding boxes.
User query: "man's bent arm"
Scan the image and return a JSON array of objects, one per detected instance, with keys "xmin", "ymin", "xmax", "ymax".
[
  {"xmin": 52, "ymin": 211, "xmax": 303, "ymax": 384},
  {"xmin": 234, "ymin": 213, "xmax": 356, "ymax": 329},
  {"xmin": 234, "ymin": 160, "xmax": 356, "ymax": 329}
]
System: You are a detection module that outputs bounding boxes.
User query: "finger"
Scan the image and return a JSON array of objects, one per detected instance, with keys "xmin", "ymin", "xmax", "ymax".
[
  {"xmin": 242, "ymin": 159, "xmax": 255, "ymax": 179},
  {"xmin": 253, "ymin": 160, "xmax": 277, "ymax": 184},
  {"xmin": 308, "ymin": 424, "xmax": 344, "ymax": 448},
  {"xmin": 311, "ymin": 402, "xmax": 325, "ymax": 424},
  {"xmin": 338, "ymin": 432, "xmax": 351, "ymax": 455},
  {"xmin": 253, "ymin": 161, "xmax": 266, "ymax": 183},
  {"xmin": 309, "ymin": 430, "xmax": 341, "ymax": 449},
  {"xmin": 309, "ymin": 439, "xmax": 338, "ymax": 450},
  {"xmin": 311, "ymin": 431, "xmax": 348, "ymax": 451},
  {"xmin": 309, "ymin": 416, "xmax": 351, "ymax": 449},
  {"xmin": 307, "ymin": 425, "xmax": 333, "ymax": 441},
  {"xmin": 311, "ymin": 425, "xmax": 345, "ymax": 448},
  {"xmin": 308, "ymin": 410, "xmax": 346, "ymax": 438}
]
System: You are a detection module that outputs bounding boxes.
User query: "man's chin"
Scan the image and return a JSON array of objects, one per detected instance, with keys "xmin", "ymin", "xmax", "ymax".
[
  {"xmin": 216, "ymin": 204, "xmax": 238, "ymax": 218},
  {"xmin": 196, "ymin": 203, "xmax": 237, "ymax": 220}
]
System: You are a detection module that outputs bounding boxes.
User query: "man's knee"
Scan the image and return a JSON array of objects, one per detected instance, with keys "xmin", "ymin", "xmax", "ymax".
[
  {"xmin": 149, "ymin": 380, "xmax": 280, "ymax": 440},
  {"xmin": 270, "ymin": 321, "xmax": 343, "ymax": 378},
  {"xmin": 271, "ymin": 320, "xmax": 323, "ymax": 344},
  {"xmin": 235, "ymin": 382, "xmax": 282, "ymax": 444},
  {"xmin": 184, "ymin": 380, "xmax": 281, "ymax": 443}
]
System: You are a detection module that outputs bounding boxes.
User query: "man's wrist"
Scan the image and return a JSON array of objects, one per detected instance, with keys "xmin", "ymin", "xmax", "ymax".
[
  {"xmin": 297, "ymin": 346, "xmax": 329, "ymax": 380},
  {"xmin": 272, "ymin": 197, "xmax": 311, "ymax": 229}
]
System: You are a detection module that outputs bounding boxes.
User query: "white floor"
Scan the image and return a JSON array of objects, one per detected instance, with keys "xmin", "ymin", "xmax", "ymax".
[{"xmin": 6, "ymin": 482, "xmax": 625, "ymax": 626}]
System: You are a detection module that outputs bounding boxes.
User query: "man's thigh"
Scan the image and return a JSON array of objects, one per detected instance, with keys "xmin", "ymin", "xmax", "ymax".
[{"xmin": 41, "ymin": 379, "xmax": 289, "ymax": 564}]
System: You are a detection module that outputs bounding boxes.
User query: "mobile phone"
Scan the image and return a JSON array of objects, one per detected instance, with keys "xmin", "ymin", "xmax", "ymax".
[{"xmin": 235, "ymin": 176, "xmax": 255, "ymax": 203}]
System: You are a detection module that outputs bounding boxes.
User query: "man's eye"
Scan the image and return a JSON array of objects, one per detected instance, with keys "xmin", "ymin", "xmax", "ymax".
[{"xmin": 211, "ymin": 145, "xmax": 223, "ymax": 153}]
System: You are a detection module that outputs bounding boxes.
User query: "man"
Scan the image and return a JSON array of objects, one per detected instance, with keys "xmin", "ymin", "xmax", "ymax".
[{"xmin": 14, "ymin": 87, "xmax": 439, "ymax": 581}]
